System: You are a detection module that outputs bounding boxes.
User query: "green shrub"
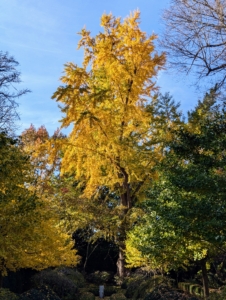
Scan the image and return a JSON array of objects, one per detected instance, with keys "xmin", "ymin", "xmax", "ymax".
[
  {"xmin": 110, "ymin": 293, "xmax": 127, "ymax": 300},
  {"xmin": 125, "ymin": 275, "xmax": 166, "ymax": 299},
  {"xmin": 144, "ymin": 284, "xmax": 199, "ymax": 300},
  {"xmin": 87, "ymin": 285, "xmax": 99, "ymax": 296},
  {"xmin": 79, "ymin": 291, "xmax": 95, "ymax": 300},
  {"xmin": 0, "ymin": 288, "xmax": 18, "ymax": 300},
  {"xmin": 32, "ymin": 269, "xmax": 78, "ymax": 300},
  {"xmin": 55, "ymin": 267, "xmax": 86, "ymax": 288},
  {"xmin": 136, "ymin": 276, "xmax": 168, "ymax": 299},
  {"xmin": 124, "ymin": 276, "xmax": 144, "ymax": 298},
  {"xmin": 86, "ymin": 271, "xmax": 113, "ymax": 284},
  {"xmin": 18, "ymin": 285, "xmax": 61, "ymax": 300},
  {"xmin": 114, "ymin": 275, "xmax": 124, "ymax": 287},
  {"xmin": 104, "ymin": 286, "xmax": 118, "ymax": 296}
]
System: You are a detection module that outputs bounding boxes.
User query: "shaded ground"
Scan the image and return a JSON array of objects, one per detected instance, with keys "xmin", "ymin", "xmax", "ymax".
[{"xmin": 1, "ymin": 268, "xmax": 223, "ymax": 299}]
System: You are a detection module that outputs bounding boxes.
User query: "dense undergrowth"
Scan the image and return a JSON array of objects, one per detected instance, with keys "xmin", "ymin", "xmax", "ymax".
[{"xmin": 2, "ymin": 267, "xmax": 226, "ymax": 300}]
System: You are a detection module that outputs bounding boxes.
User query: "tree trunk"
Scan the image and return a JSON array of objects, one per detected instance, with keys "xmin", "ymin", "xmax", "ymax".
[
  {"xmin": 116, "ymin": 170, "xmax": 131, "ymax": 278},
  {"xmin": 201, "ymin": 259, "xmax": 209, "ymax": 299},
  {"xmin": 116, "ymin": 210, "xmax": 127, "ymax": 278},
  {"xmin": 117, "ymin": 247, "xmax": 125, "ymax": 278}
]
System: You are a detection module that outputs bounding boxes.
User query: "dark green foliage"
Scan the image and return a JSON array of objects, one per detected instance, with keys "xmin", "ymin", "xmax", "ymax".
[
  {"xmin": 154, "ymin": 101, "xmax": 226, "ymax": 245},
  {"xmin": 79, "ymin": 291, "xmax": 95, "ymax": 300},
  {"xmin": 125, "ymin": 275, "xmax": 171, "ymax": 300},
  {"xmin": 153, "ymin": 92, "xmax": 182, "ymax": 124},
  {"xmin": 86, "ymin": 271, "xmax": 114, "ymax": 285},
  {"xmin": 134, "ymin": 277, "xmax": 168, "ymax": 299},
  {"xmin": 115, "ymin": 276, "xmax": 125, "ymax": 288},
  {"xmin": 32, "ymin": 269, "xmax": 78, "ymax": 300},
  {"xmin": 0, "ymin": 288, "xmax": 18, "ymax": 300},
  {"xmin": 86, "ymin": 286, "xmax": 99, "ymax": 296},
  {"xmin": 124, "ymin": 276, "xmax": 145, "ymax": 298},
  {"xmin": 101, "ymin": 285, "xmax": 117, "ymax": 296},
  {"xmin": 55, "ymin": 267, "xmax": 85, "ymax": 288},
  {"xmin": 143, "ymin": 284, "xmax": 198, "ymax": 300},
  {"xmin": 110, "ymin": 293, "xmax": 127, "ymax": 300},
  {"xmin": 127, "ymin": 91, "xmax": 226, "ymax": 298},
  {"xmin": 140, "ymin": 93, "xmax": 226, "ymax": 253},
  {"xmin": 18, "ymin": 285, "xmax": 61, "ymax": 300}
]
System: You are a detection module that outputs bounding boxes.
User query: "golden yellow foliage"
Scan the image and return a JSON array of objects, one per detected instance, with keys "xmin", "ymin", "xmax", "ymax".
[
  {"xmin": 53, "ymin": 11, "xmax": 165, "ymax": 202},
  {"xmin": 52, "ymin": 11, "xmax": 166, "ymax": 276},
  {"xmin": 0, "ymin": 132, "xmax": 79, "ymax": 277}
]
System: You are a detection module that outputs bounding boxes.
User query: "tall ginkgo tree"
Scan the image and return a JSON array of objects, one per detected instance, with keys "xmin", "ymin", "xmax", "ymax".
[{"xmin": 52, "ymin": 11, "xmax": 166, "ymax": 277}]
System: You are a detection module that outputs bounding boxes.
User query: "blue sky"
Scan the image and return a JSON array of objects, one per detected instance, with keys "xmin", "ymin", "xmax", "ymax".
[{"xmin": 1, "ymin": 0, "xmax": 200, "ymax": 135}]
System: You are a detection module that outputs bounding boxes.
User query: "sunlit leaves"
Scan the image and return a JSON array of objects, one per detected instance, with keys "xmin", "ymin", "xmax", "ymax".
[
  {"xmin": 52, "ymin": 11, "xmax": 166, "ymax": 201},
  {"xmin": 0, "ymin": 131, "xmax": 79, "ymax": 276},
  {"xmin": 126, "ymin": 92, "xmax": 226, "ymax": 275}
]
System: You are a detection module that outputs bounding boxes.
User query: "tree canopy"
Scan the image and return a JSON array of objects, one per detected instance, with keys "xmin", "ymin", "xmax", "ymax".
[
  {"xmin": 126, "ymin": 90, "xmax": 226, "ymax": 297},
  {"xmin": 52, "ymin": 11, "xmax": 168, "ymax": 277},
  {"xmin": 0, "ymin": 132, "xmax": 79, "ymax": 279}
]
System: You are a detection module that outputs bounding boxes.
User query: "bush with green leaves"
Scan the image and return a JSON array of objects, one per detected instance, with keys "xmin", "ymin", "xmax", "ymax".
[
  {"xmin": 125, "ymin": 275, "xmax": 166, "ymax": 299},
  {"xmin": 110, "ymin": 293, "xmax": 127, "ymax": 300},
  {"xmin": 104, "ymin": 286, "xmax": 117, "ymax": 296},
  {"xmin": 86, "ymin": 271, "xmax": 114, "ymax": 284},
  {"xmin": 79, "ymin": 291, "xmax": 95, "ymax": 300},
  {"xmin": 144, "ymin": 284, "xmax": 198, "ymax": 300},
  {"xmin": 0, "ymin": 288, "xmax": 18, "ymax": 300},
  {"xmin": 114, "ymin": 275, "xmax": 125, "ymax": 287},
  {"xmin": 124, "ymin": 276, "xmax": 144, "ymax": 298},
  {"xmin": 55, "ymin": 267, "xmax": 86, "ymax": 288},
  {"xmin": 32, "ymin": 269, "xmax": 78, "ymax": 300},
  {"xmin": 86, "ymin": 285, "xmax": 99, "ymax": 296},
  {"xmin": 18, "ymin": 285, "xmax": 61, "ymax": 300}
]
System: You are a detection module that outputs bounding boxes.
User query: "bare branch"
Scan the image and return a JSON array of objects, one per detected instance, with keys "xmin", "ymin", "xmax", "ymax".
[
  {"xmin": 0, "ymin": 51, "xmax": 30, "ymax": 134},
  {"xmin": 161, "ymin": 0, "xmax": 226, "ymax": 90}
]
